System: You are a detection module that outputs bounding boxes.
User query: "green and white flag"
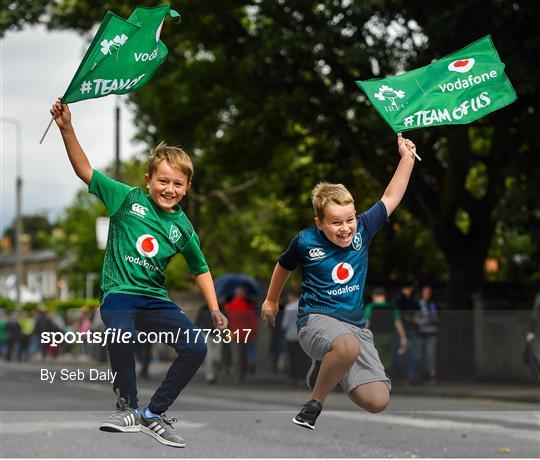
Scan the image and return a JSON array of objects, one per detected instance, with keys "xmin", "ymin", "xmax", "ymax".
[
  {"xmin": 356, "ymin": 36, "xmax": 517, "ymax": 133},
  {"xmin": 62, "ymin": 4, "xmax": 180, "ymax": 104}
]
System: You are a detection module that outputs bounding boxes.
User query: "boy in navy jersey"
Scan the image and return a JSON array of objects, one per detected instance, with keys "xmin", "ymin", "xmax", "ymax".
[{"xmin": 262, "ymin": 134, "xmax": 417, "ymax": 429}]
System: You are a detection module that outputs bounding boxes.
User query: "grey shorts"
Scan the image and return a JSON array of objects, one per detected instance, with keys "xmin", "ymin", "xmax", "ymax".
[{"xmin": 298, "ymin": 314, "xmax": 391, "ymax": 394}]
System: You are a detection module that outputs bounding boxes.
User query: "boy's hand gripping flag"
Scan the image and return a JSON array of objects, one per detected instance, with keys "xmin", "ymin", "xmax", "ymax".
[
  {"xmin": 356, "ymin": 36, "xmax": 517, "ymax": 133},
  {"xmin": 40, "ymin": 4, "xmax": 179, "ymax": 143}
]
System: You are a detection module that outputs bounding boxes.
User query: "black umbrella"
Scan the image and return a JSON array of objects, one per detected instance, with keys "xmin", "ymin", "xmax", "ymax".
[{"xmin": 214, "ymin": 273, "xmax": 260, "ymax": 300}]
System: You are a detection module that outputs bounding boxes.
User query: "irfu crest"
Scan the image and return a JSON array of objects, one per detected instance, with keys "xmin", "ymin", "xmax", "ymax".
[{"xmin": 169, "ymin": 225, "xmax": 181, "ymax": 244}]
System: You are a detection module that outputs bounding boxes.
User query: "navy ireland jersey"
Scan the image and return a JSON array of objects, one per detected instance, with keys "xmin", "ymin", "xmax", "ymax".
[{"xmin": 279, "ymin": 201, "xmax": 388, "ymax": 329}]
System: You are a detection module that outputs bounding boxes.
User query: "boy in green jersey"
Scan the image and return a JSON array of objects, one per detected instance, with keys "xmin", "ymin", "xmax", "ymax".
[{"xmin": 51, "ymin": 100, "xmax": 228, "ymax": 448}]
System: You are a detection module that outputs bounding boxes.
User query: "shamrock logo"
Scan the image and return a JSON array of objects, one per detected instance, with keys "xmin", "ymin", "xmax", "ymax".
[
  {"xmin": 100, "ymin": 34, "xmax": 129, "ymax": 55},
  {"xmin": 374, "ymin": 85, "xmax": 405, "ymax": 106}
]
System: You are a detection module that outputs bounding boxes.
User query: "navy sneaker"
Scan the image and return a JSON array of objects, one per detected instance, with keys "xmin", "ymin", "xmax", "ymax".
[
  {"xmin": 306, "ymin": 360, "xmax": 321, "ymax": 390},
  {"xmin": 292, "ymin": 400, "xmax": 322, "ymax": 430}
]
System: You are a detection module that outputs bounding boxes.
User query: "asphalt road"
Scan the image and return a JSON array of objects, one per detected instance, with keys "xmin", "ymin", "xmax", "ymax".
[{"xmin": 1, "ymin": 361, "xmax": 539, "ymax": 458}]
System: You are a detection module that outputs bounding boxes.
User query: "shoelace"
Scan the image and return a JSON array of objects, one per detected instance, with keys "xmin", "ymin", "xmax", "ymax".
[
  {"xmin": 160, "ymin": 414, "xmax": 178, "ymax": 430},
  {"xmin": 115, "ymin": 397, "xmax": 132, "ymax": 416},
  {"xmin": 301, "ymin": 401, "xmax": 320, "ymax": 416}
]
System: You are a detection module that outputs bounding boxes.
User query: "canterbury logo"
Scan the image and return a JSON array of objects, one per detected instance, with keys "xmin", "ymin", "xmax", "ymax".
[
  {"xmin": 308, "ymin": 248, "xmax": 325, "ymax": 260},
  {"xmin": 130, "ymin": 203, "xmax": 148, "ymax": 218}
]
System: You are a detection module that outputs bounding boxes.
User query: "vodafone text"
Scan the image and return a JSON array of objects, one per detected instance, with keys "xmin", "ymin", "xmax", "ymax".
[
  {"xmin": 124, "ymin": 254, "xmax": 159, "ymax": 271},
  {"xmin": 327, "ymin": 284, "xmax": 360, "ymax": 296}
]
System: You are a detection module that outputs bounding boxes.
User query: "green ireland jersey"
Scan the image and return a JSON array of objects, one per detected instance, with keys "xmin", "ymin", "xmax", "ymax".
[{"xmin": 89, "ymin": 170, "xmax": 209, "ymax": 302}]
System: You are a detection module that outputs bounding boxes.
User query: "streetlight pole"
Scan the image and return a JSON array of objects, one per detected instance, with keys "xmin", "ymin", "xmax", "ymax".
[{"xmin": 1, "ymin": 117, "xmax": 23, "ymax": 308}]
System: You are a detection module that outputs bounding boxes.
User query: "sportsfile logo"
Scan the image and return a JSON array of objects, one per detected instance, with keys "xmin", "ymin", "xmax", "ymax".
[
  {"xmin": 130, "ymin": 203, "xmax": 148, "ymax": 218},
  {"xmin": 308, "ymin": 248, "xmax": 325, "ymax": 261}
]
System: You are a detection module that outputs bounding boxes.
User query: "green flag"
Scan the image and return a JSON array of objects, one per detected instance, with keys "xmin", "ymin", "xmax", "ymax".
[
  {"xmin": 356, "ymin": 36, "xmax": 517, "ymax": 133},
  {"xmin": 62, "ymin": 4, "xmax": 180, "ymax": 104}
]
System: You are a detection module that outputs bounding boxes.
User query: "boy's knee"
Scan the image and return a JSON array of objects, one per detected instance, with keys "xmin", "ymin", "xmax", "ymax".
[
  {"xmin": 332, "ymin": 335, "xmax": 360, "ymax": 362},
  {"xmin": 185, "ymin": 339, "xmax": 207, "ymax": 363},
  {"xmin": 363, "ymin": 393, "xmax": 389, "ymax": 414}
]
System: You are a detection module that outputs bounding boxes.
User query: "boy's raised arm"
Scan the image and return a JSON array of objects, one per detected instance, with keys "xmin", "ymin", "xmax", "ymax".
[
  {"xmin": 380, "ymin": 133, "xmax": 416, "ymax": 217},
  {"xmin": 262, "ymin": 263, "xmax": 291, "ymax": 327},
  {"xmin": 50, "ymin": 100, "xmax": 93, "ymax": 186}
]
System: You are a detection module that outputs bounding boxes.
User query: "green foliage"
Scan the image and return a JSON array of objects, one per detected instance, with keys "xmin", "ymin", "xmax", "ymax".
[
  {"xmin": 49, "ymin": 190, "xmax": 107, "ymax": 294},
  {"xmin": 16, "ymin": 0, "xmax": 539, "ymax": 302},
  {"xmin": 0, "ymin": 0, "xmax": 52, "ymax": 37},
  {"xmin": 3, "ymin": 214, "xmax": 54, "ymax": 250},
  {"xmin": 0, "ymin": 296, "xmax": 16, "ymax": 311},
  {"xmin": 44, "ymin": 298, "xmax": 99, "ymax": 311},
  {"xmin": 22, "ymin": 302, "xmax": 39, "ymax": 311}
]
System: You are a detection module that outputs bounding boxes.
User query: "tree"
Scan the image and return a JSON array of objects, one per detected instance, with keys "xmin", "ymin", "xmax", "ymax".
[
  {"xmin": 35, "ymin": 0, "xmax": 539, "ymax": 304},
  {"xmin": 0, "ymin": 1, "xmax": 53, "ymax": 37},
  {"xmin": 3, "ymin": 214, "xmax": 54, "ymax": 250}
]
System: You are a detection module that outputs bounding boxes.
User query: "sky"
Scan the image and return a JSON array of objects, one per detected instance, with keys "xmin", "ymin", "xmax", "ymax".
[{"xmin": 1, "ymin": 25, "xmax": 140, "ymax": 235}]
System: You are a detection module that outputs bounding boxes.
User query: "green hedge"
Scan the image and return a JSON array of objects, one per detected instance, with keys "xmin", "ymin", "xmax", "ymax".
[
  {"xmin": 44, "ymin": 298, "xmax": 100, "ymax": 311},
  {"xmin": 0, "ymin": 297, "xmax": 99, "ymax": 312},
  {"xmin": 0, "ymin": 297, "xmax": 16, "ymax": 311}
]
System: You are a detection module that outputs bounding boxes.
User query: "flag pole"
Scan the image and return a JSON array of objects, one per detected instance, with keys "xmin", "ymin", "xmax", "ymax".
[
  {"xmin": 39, "ymin": 117, "xmax": 54, "ymax": 144},
  {"xmin": 411, "ymin": 148, "xmax": 422, "ymax": 162}
]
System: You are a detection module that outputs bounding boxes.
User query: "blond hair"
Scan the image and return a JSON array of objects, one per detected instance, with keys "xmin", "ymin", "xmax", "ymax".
[
  {"xmin": 312, "ymin": 182, "xmax": 354, "ymax": 220},
  {"xmin": 147, "ymin": 141, "xmax": 194, "ymax": 182}
]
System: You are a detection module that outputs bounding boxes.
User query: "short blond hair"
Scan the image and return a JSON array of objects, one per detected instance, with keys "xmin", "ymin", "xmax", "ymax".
[
  {"xmin": 312, "ymin": 182, "xmax": 354, "ymax": 220},
  {"xmin": 147, "ymin": 141, "xmax": 194, "ymax": 182}
]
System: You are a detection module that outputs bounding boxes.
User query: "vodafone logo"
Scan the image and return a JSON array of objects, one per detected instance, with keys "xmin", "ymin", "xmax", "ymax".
[
  {"xmin": 136, "ymin": 234, "xmax": 159, "ymax": 258},
  {"xmin": 331, "ymin": 262, "xmax": 354, "ymax": 284},
  {"xmin": 448, "ymin": 58, "xmax": 475, "ymax": 73}
]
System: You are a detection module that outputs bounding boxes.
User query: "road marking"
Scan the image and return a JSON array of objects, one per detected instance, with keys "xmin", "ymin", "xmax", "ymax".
[
  {"xmin": 1, "ymin": 418, "xmax": 204, "ymax": 434},
  {"xmin": 326, "ymin": 411, "xmax": 540, "ymax": 441},
  {"xmin": 25, "ymin": 375, "xmax": 540, "ymax": 441}
]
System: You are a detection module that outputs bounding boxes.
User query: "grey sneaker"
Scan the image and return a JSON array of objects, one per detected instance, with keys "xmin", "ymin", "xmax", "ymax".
[
  {"xmin": 141, "ymin": 413, "xmax": 186, "ymax": 448},
  {"xmin": 306, "ymin": 360, "xmax": 321, "ymax": 390},
  {"xmin": 99, "ymin": 392, "xmax": 140, "ymax": 433}
]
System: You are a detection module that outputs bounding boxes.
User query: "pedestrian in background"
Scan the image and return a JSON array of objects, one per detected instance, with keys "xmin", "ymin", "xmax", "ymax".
[
  {"xmin": 417, "ymin": 285, "xmax": 439, "ymax": 384},
  {"xmin": 77, "ymin": 309, "xmax": 93, "ymax": 362},
  {"xmin": 392, "ymin": 279, "xmax": 421, "ymax": 384},
  {"xmin": 5, "ymin": 311, "xmax": 21, "ymax": 361},
  {"xmin": 0, "ymin": 310, "xmax": 7, "ymax": 359},
  {"xmin": 18, "ymin": 310, "xmax": 35, "ymax": 361},
  {"xmin": 224, "ymin": 287, "xmax": 258, "ymax": 384},
  {"xmin": 365, "ymin": 287, "xmax": 407, "ymax": 372},
  {"xmin": 281, "ymin": 289, "xmax": 309, "ymax": 386},
  {"xmin": 524, "ymin": 292, "xmax": 540, "ymax": 381},
  {"xmin": 268, "ymin": 303, "xmax": 285, "ymax": 372},
  {"xmin": 196, "ymin": 302, "xmax": 221, "ymax": 384}
]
